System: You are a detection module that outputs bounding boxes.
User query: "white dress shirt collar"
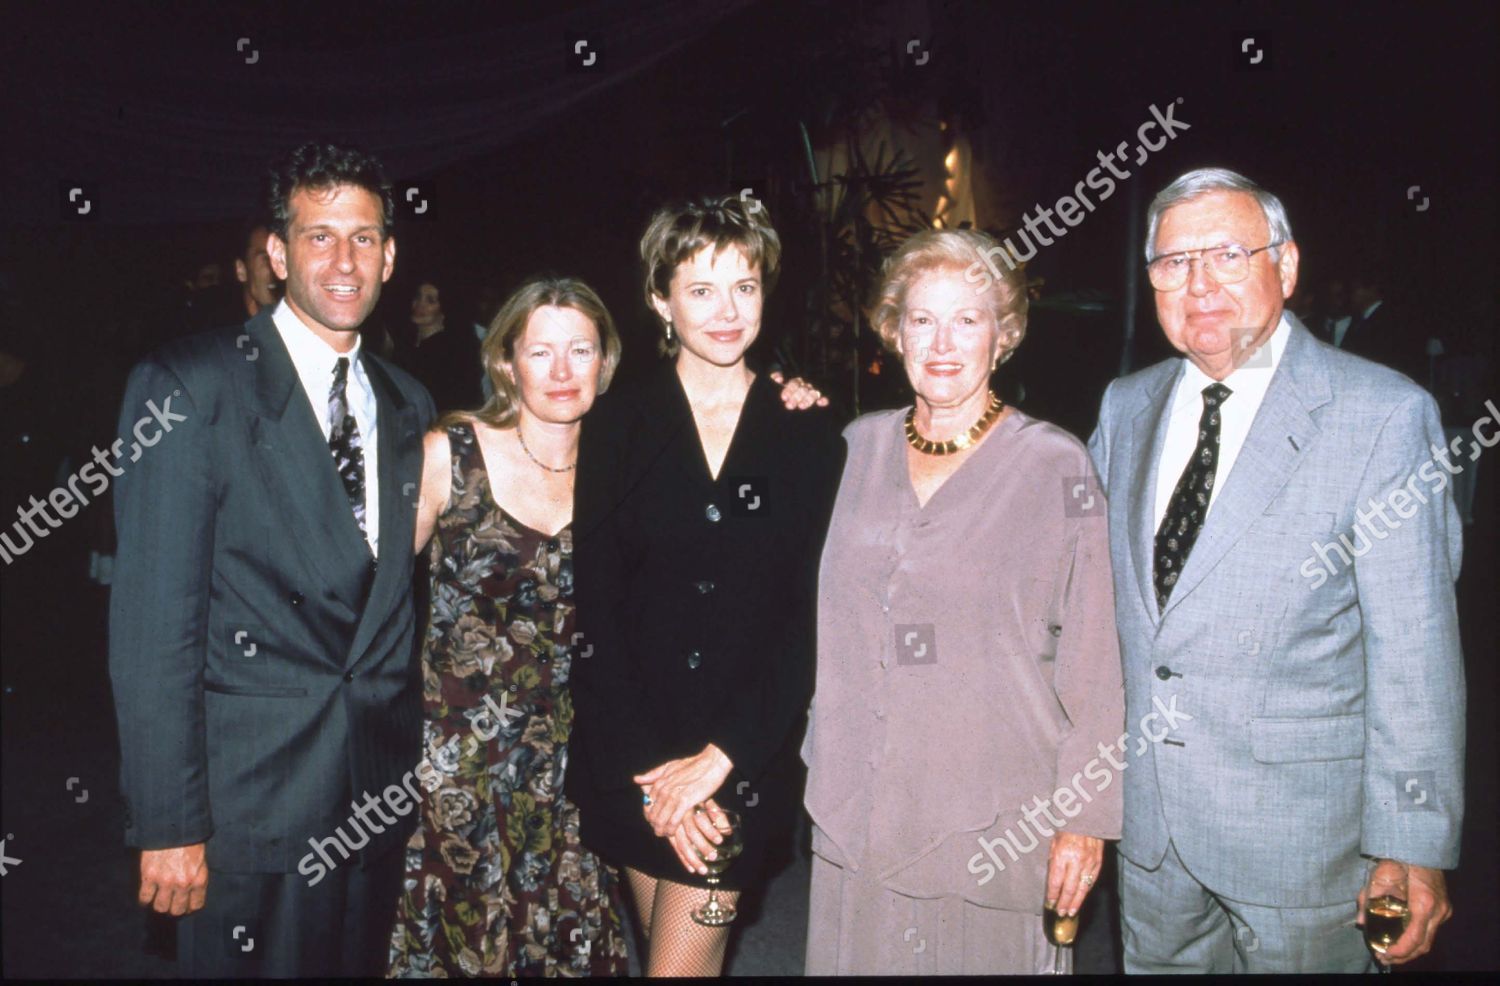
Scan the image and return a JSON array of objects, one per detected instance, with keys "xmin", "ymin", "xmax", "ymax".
[
  {"xmin": 1154, "ymin": 313, "xmax": 1292, "ymax": 528},
  {"xmin": 269, "ymin": 299, "xmax": 382, "ymax": 556},
  {"xmin": 271, "ymin": 299, "xmax": 365, "ymax": 395}
]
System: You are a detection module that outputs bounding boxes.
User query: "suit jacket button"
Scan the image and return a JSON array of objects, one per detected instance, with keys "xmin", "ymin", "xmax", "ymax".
[
  {"xmin": 687, "ymin": 650, "xmax": 702, "ymax": 670},
  {"xmin": 705, "ymin": 503, "xmax": 722, "ymax": 522},
  {"xmin": 695, "ymin": 580, "xmax": 715, "ymax": 594},
  {"xmin": 290, "ymin": 592, "xmax": 305, "ymax": 606},
  {"xmin": 344, "ymin": 671, "xmax": 354, "ymax": 682},
  {"xmin": 1155, "ymin": 665, "xmax": 1173, "ymax": 681}
]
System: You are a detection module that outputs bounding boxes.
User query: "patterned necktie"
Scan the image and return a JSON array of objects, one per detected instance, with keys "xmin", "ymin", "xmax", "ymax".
[
  {"xmin": 328, "ymin": 356, "xmax": 367, "ymax": 537},
  {"xmin": 1153, "ymin": 382, "xmax": 1232, "ymax": 610}
]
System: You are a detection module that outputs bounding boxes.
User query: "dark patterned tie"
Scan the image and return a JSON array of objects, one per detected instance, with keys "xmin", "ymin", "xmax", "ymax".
[
  {"xmin": 328, "ymin": 356, "xmax": 367, "ymax": 537},
  {"xmin": 1153, "ymin": 382, "xmax": 1232, "ymax": 610}
]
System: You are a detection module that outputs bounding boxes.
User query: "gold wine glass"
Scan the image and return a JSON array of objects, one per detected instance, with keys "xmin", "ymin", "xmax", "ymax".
[
  {"xmin": 1364, "ymin": 894, "xmax": 1410, "ymax": 972},
  {"xmin": 1043, "ymin": 902, "xmax": 1079, "ymax": 974},
  {"xmin": 690, "ymin": 809, "xmax": 743, "ymax": 927}
]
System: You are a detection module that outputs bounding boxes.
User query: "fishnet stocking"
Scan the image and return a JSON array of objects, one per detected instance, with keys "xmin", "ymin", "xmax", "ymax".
[{"xmin": 623, "ymin": 866, "xmax": 740, "ymax": 977}]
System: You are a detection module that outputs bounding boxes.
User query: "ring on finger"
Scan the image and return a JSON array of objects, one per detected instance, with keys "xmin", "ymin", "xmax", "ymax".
[{"xmin": 1081, "ymin": 872, "xmax": 1095, "ymax": 886}]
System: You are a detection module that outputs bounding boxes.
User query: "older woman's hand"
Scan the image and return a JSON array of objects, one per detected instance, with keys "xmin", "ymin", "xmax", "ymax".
[
  {"xmin": 1045, "ymin": 832, "xmax": 1104, "ymax": 917},
  {"xmin": 634, "ymin": 744, "xmax": 733, "ymax": 839},
  {"xmin": 769, "ymin": 370, "xmax": 829, "ymax": 409}
]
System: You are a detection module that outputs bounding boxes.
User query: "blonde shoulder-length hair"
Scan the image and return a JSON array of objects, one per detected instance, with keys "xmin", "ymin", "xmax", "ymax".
[
  {"xmin": 437, "ymin": 274, "xmax": 622, "ymax": 431},
  {"xmin": 869, "ymin": 228, "xmax": 1029, "ymax": 364}
]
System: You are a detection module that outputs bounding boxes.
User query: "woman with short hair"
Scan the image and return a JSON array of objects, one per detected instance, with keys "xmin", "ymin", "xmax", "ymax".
[
  {"xmin": 802, "ymin": 229, "xmax": 1125, "ymax": 974},
  {"xmin": 567, "ymin": 194, "xmax": 844, "ymax": 976}
]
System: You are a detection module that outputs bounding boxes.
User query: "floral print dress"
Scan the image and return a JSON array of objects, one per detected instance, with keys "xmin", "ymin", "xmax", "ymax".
[{"xmin": 388, "ymin": 422, "xmax": 628, "ymax": 977}]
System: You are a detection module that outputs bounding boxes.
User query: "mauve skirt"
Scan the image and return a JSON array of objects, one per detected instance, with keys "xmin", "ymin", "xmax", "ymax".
[{"xmin": 805, "ymin": 849, "xmax": 1066, "ymax": 975}]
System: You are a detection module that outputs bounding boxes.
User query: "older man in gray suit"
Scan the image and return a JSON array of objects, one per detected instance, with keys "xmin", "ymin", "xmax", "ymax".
[{"xmin": 1088, "ymin": 168, "xmax": 1463, "ymax": 973}]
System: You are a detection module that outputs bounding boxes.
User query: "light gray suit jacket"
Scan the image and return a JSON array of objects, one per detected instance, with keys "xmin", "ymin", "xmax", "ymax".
[{"xmin": 1088, "ymin": 316, "xmax": 1464, "ymax": 907}]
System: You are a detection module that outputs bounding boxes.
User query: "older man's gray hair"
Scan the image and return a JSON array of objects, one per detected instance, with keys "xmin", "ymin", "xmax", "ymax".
[{"xmin": 1145, "ymin": 167, "xmax": 1294, "ymax": 262}]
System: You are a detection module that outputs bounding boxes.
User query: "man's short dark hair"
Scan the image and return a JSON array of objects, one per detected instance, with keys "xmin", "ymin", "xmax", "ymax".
[
  {"xmin": 236, "ymin": 214, "xmax": 272, "ymax": 260},
  {"xmin": 264, "ymin": 142, "xmax": 394, "ymax": 241}
]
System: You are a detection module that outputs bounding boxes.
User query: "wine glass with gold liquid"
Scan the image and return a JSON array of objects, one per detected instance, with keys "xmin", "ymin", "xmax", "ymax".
[
  {"xmin": 1043, "ymin": 902, "xmax": 1079, "ymax": 974},
  {"xmin": 691, "ymin": 809, "xmax": 743, "ymax": 927},
  {"xmin": 1364, "ymin": 894, "xmax": 1410, "ymax": 972}
]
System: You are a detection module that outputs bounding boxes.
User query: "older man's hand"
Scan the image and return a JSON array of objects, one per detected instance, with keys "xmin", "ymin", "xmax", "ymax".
[{"xmin": 1356, "ymin": 858, "xmax": 1452, "ymax": 965}]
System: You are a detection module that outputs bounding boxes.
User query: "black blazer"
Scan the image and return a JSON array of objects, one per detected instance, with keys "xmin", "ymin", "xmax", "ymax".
[
  {"xmin": 108, "ymin": 309, "xmax": 435, "ymax": 873},
  {"xmin": 1340, "ymin": 302, "xmax": 1432, "ymax": 390},
  {"xmin": 566, "ymin": 362, "xmax": 844, "ymax": 879}
]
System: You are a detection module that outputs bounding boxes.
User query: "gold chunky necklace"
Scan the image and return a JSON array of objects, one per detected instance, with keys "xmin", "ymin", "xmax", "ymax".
[{"xmin": 904, "ymin": 392, "xmax": 1005, "ymax": 455}]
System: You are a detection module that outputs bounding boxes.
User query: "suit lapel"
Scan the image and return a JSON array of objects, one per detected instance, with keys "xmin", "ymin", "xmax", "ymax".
[
  {"xmin": 241, "ymin": 311, "xmax": 370, "ymax": 613},
  {"xmin": 1128, "ymin": 363, "xmax": 1181, "ymax": 627},
  {"xmin": 1160, "ymin": 319, "xmax": 1331, "ymax": 618},
  {"xmin": 345, "ymin": 353, "xmax": 422, "ymax": 669}
]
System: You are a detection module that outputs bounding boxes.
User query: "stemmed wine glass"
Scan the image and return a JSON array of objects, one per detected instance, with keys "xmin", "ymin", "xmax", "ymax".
[
  {"xmin": 1043, "ymin": 901, "xmax": 1079, "ymax": 974},
  {"xmin": 1363, "ymin": 893, "xmax": 1410, "ymax": 973},
  {"xmin": 690, "ymin": 808, "xmax": 743, "ymax": 927}
]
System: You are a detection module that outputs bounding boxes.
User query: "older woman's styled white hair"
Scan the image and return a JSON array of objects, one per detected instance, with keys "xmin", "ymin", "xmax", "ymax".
[
  {"xmin": 1145, "ymin": 167, "xmax": 1294, "ymax": 262},
  {"xmin": 869, "ymin": 228, "xmax": 1029, "ymax": 362}
]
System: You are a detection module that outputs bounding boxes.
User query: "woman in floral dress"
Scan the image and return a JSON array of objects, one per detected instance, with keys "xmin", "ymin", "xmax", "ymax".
[{"xmin": 388, "ymin": 276, "xmax": 629, "ymax": 977}]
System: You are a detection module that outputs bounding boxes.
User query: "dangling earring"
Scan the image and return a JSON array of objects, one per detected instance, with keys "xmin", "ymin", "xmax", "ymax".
[{"xmin": 665, "ymin": 320, "xmax": 674, "ymax": 342}]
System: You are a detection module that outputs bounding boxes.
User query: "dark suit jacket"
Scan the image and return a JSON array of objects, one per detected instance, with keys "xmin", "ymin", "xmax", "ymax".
[
  {"xmin": 566, "ymin": 362, "xmax": 845, "ymax": 882},
  {"xmin": 108, "ymin": 309, "xmax": 435, "ymax": 873},
  {"xmin": 1340, "ymin": 302, "xmax": 1431, "ymax": 390}
]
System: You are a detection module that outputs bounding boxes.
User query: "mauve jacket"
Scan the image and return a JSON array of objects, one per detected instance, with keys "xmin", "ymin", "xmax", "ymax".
[{"xmin": 802, "ymin": 407, "xmax": 1124, "ymax": 912}]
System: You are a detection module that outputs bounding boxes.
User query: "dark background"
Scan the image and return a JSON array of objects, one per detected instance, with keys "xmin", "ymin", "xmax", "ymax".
[{"xmin": 1, "ymin": 0, "xmax": 1494, "ymax": 977}]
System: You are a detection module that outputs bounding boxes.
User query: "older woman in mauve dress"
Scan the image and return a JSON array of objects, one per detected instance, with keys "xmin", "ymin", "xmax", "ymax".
[{"xmin": 802, "ymin": 229, "xmax": 1126, "ymax": 975}]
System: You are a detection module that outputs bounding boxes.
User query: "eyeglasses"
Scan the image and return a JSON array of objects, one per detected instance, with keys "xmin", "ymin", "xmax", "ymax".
[{"xmin": 1146, "ymin": 241, "xmax": 1282, "ymax": 291}]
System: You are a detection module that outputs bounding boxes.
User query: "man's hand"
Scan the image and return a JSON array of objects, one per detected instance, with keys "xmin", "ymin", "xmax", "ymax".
[
  {"xmin": 769, "ymin": 370, "xmax": 829, "ymax": 410},
  {"xmin": 634, "ymin": 744, "xmax": 733, "ymax": 839},
  {"xmin": 139, "ymin": 843, "xmax": 208, "ymax": 915},
  {"xmin": 1045, "ymin": 832, "xmax": 1104, "ymax": 917},
  {"xmin": 1356, "ymin": 858, "xmax": 1452, "ymax": 965}
]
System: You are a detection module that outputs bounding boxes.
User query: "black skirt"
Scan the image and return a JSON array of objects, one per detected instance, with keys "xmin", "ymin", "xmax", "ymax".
[{"xmin": 568, "ymin": 720, "xmax": 807, "ymax": 891}]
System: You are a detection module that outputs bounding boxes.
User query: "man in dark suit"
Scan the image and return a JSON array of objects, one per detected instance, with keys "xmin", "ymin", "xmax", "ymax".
[
  {"xmin": 1340, "ymin": 271, "xmax": 1435, "ymax": 391},
  {"xmin": 109, "ymin": 143, "xmax": 435, "ymax": 976}
]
